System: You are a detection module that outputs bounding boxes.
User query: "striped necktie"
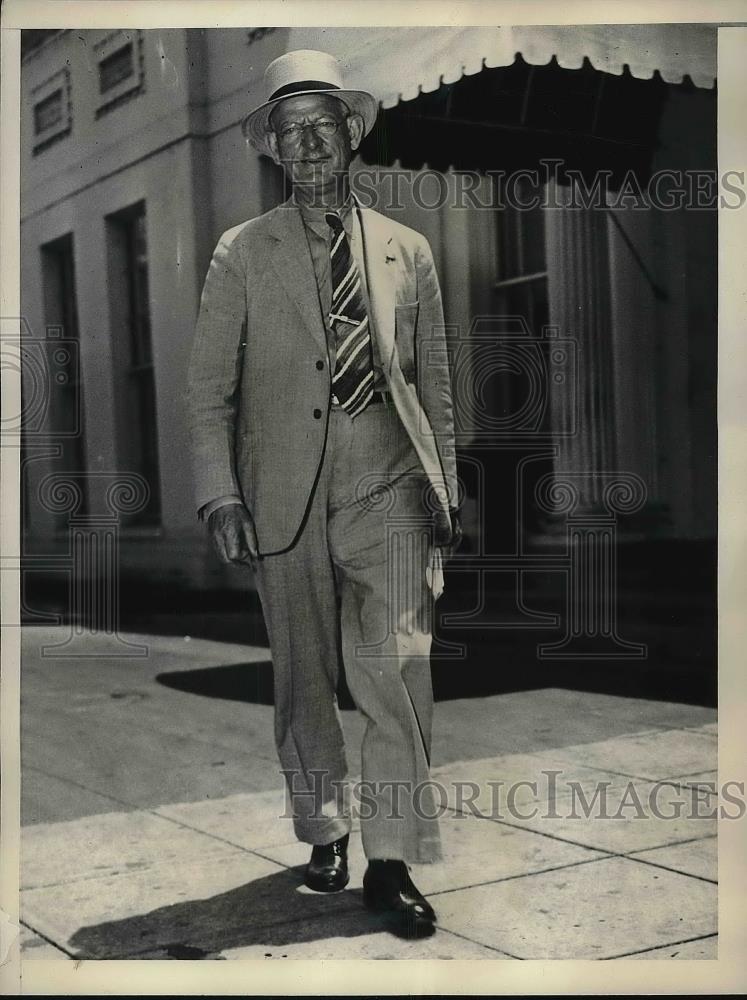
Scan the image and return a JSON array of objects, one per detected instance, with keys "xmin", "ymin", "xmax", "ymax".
[{"xmin": 326, "ymin": 211, "xmax": 374, "ymax": 418}]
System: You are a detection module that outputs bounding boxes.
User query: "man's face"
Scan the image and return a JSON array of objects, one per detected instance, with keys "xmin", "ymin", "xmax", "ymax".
[{"xmin": 267, "ymin": 93, "xmax": 364, "ymax": 198}]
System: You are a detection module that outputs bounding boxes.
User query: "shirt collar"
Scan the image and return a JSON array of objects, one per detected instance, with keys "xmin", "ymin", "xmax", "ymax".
[{"xmin": 296, "ymin": 191, "xmax": 356, "ymax": 240}]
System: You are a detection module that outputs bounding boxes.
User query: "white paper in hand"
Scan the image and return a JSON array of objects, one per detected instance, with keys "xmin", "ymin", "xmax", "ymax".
[{"xmin": 426, "ymin": 547, "xmax": 445, "ymax": 599}]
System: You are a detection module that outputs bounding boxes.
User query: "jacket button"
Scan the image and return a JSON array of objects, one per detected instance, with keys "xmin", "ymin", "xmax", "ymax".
[
  {"xmin": 316, "ymin": 360, "xmax": 324, "ymax": 370},
  {"xmin": 313, "ymin": 408, "xmax": 322, "ymax": 419}
]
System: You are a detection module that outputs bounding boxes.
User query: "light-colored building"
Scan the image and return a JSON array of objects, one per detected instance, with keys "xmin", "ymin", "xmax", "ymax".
[{"xmin": 19, "ymin": 26, "xmax": 717, "ymax": 599}]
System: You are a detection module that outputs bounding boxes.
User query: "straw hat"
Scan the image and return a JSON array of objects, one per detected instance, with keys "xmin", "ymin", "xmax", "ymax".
[{"xmin": 242, "ymin": 49, "xmax": 378, "ymax": 156}]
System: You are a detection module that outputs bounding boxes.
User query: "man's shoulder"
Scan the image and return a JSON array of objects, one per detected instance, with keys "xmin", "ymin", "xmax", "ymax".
[{"xmin": 218, "ymin": 203, "xmax": 284, "ymax": 252}]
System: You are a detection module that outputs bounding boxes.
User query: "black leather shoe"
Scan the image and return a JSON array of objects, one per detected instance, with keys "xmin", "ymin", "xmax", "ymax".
[
  {"xmin": 304, "ymin": 833, "xmax": 350, "ymax": 892},
  {"xmin": 363, "ymin": 859, "xmax": 436, "ymax": 938}
]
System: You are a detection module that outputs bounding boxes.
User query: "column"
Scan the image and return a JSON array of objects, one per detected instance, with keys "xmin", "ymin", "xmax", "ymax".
[{"xmin": 544, "ymin": 181, "xmax": 616, "ymax": 515}]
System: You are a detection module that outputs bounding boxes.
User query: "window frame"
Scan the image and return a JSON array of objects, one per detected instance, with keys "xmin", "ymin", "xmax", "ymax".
[
  {"xmin": 39, "ymin": 233, "xmax": 88, "ymax": 530},
  {"xmin": 30, "ymin": 67, "xmax": 72, "ymax": 155},
  {"xmin": 105, "ymin": 201, "xmax": 162, "ymax": 529},
  {"xmin": 492, "ymin": 176, "xmax": 550, "ymax": 339},
  {"xmin": 94, "ymin": 30, "xmax": 144, "ymax": 119}
]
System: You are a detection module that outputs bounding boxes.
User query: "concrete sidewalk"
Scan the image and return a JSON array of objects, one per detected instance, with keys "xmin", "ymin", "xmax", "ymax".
[{"xmin": 19, "ymin": 628, "xmax": 718, "ymax": 961}]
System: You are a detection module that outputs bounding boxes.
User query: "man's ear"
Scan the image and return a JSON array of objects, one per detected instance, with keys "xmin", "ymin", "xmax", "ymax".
[
  {"xmin": 346, "ymin": 113, "xmax": 365, "ymax": 152},
  {"xmin": 266, "ymin": 130, "xmax": 280, "ymax": 164}
]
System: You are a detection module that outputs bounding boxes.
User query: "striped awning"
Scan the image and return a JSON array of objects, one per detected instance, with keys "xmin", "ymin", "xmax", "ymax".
[{"xmin": 287, "ymin": 24, "xmax": 716, "ymax": 107}]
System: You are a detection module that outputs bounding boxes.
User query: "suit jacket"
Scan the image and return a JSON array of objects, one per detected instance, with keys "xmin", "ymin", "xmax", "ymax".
[{"xmin": 187, "ymin": 196, "xmax": 458, "ymax": 558}]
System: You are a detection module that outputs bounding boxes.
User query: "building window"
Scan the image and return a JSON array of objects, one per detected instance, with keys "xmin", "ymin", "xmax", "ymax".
[
  {"xmin": 493, "ymin": 176, "xmax": 549, "ymax": 335},
  {"xmin": 34, "ymin": 89, "xmax": 63, "ymax": 133},
  {"xmin": 99, "ymin": 42, "xmax": 134, "ymax": 93},
  {"xmin": 94, "ymin": 30, "xmax": 144, "ymax": 118},
  {"xmin": 486, "ymin": 175, "xmax": 553, "ymax": 437},
  {"xmin": 30, "ymin": 68, "xmax": 72, "ymax": 154},
  {"xmin": 106, "ymin": 203, "xmax": 161, "ymax": 526},
  {"xmin": 39, "ymin": 233, "xmax": 87, "ymax": 524}
]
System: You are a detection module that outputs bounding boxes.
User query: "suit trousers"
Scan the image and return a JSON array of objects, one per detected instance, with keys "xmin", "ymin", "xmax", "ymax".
[{"xmin": 253, "ymin": 398, "xmax": 443, "ymax": 864}]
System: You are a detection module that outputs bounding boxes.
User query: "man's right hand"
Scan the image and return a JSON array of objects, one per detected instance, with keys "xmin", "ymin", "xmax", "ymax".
[{"xmin": 207, "ymin": 504, "xmax": 258, "ymax": 566}]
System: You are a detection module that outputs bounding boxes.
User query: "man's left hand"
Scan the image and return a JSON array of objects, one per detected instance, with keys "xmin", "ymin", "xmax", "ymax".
[{"xmin": 433, "ymin": 506, "xmax": 463, "ymax": 553}]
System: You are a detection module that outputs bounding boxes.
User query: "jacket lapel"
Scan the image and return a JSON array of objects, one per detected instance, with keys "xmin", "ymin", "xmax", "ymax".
[
  {"xmin": 357, "ymin": 205, "xmax": 451, "ymax": 523},
  {"xmin": 268, "ymin": 200, "xmax": 328, "ymax": 354},
  {"xmin": 357, "ymin": 206, "xmax": 396, "ymax": 375}
]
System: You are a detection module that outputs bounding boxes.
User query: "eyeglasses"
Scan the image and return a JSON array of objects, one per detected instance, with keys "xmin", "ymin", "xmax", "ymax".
[{"xmin": 275, "ymin": 119, "xmax": 341, "ymax": 140}]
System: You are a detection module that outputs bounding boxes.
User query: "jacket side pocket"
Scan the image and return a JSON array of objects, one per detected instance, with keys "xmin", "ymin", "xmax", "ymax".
[{"xmin": 394, "ymin": 301, "xmax": 419, "ymax": 384}]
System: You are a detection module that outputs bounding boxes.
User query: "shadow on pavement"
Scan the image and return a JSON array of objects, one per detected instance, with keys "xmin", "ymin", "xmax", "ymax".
[
  {"xmin": 68, "ymin": 866, "xmax": 380, "ymax": 959},
  {"xmin": 156, "ymin": 661, "xmax": 275, "ymax": 705},
  {"xmin": 155, "ymin": 633, "xmax": 715, "ymax": 708},
  {"xmin": 32, "ymin": 535, "xmax": 717, "ymax": 708}
]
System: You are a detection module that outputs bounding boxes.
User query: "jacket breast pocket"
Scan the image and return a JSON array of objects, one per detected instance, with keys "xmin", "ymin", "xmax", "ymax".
[{"xmin": 395, "ymin": 301, "xmax": 419, "ymax": 384}]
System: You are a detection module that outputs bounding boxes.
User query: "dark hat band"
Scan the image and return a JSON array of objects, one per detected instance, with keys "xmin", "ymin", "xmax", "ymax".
[{"xmin": 269, "ymin": 80, "xmax": 342, "ymax": 101}]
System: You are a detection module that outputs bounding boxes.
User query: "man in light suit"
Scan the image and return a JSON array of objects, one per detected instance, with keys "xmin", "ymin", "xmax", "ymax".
[{"xmin": 188, "ymin": 50, "xmax": 460, "ymax": 939}]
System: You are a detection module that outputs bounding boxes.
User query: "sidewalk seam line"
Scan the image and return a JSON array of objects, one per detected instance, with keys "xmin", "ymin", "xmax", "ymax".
[
  {"xmin": 248, "ymin": 846, "xmax": 306, "ymax": 870},
  {"xmin": 24, "ymin": 763, "xmax": 298, "ymax": 851},
  {"xmin": 434, "ymin": 926, "xmax": 521, "ymax": 959},
  {"xmin": 24, "ymin": 802, "xmax": 305, "ymax": 889},
  {"xmin": 21, "ymin": 845, "xmax": 245, "ymax": 892},
  {"xmin": 617, "ymin": 854, "xmax": 717, "ymax": 885},
  {"xmin": 616, "ymin": 832, "xmax": 718, "ymax": 854},
  {"xmin": 628, "ymin": 832, "xmax": 718, "ymax": 847},
  {"xmin": 23, "ymin": 762, "xmax": 141, "ymax": 812},
  {"xmin": 18, "ymin": 919, "xmax": 77, "ymax": 960},
  {"xmin": 428, "ymin": 854, "xmax": 608, "ymax": 897},
  {"xmin": 453, "ymin": 808, "xmax": 619, "ymax": 854},
  {"xmin": 601, "ymin": 932, "xmax": 718, "ymax": 959},
  {"xmin": 654, "ymin": 725, "xmax": 717, "ymax": 737},
  {"xmin": 530, "ymin": 763, "xmax": 718, "ymax": 784},
  {"xmin": 479, "ymin": 806, "xmax": 718, "ymax": 860},
  {"xmin": 449, "ymin": 750, "xmax": 718, "ymax": 785}
]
